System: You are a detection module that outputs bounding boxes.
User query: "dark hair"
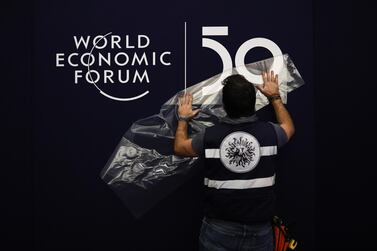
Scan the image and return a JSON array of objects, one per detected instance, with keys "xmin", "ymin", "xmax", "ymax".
[{"xmin": 222, "ymin": 74, "xmax": 256, "ymax": 118}]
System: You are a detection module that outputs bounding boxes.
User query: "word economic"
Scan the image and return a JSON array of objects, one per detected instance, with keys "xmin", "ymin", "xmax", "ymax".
[{"xmin": 56, "ymin": 35, "xmax": 172, "ymax": 84}]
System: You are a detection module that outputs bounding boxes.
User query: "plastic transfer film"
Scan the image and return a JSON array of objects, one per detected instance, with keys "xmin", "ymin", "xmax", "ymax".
[{"xmin": 100, "ymin": 54, "xmax": 304, "ymax": 218}]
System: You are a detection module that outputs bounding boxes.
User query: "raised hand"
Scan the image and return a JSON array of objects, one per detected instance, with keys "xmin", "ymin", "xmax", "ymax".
[{"xmin": 256, "ymin": 71, "xmax": 280, "ymax": 98}]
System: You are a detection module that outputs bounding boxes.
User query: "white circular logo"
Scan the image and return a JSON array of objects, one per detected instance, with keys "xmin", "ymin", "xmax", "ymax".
[{"xmin": 220, "ymin": 131, "xmax": 260, "ymax": 173}]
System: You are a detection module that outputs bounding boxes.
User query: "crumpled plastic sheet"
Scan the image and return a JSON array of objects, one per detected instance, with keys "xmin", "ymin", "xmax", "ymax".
[{"xmin": 100, "ymin": 54, "xmax": 304, "ymax": 218}]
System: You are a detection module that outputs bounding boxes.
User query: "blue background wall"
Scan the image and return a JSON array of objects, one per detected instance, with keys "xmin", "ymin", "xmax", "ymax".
[
  {"xmin": 3, "ymin": 0, "xmax": 376, "ymax": 250},
  {"xmin": 31, "ymin": 1, "xmax": 315, "ymax": 250}
]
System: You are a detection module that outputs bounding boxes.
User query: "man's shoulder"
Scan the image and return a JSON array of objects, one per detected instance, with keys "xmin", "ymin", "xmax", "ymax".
[
  {"xmin": 205, "ymin": 122, "xmax": 230, "ymax": 133},
  {"xmin": 268, "ymin": 122, "xmax": 289, "ymax": 147}
]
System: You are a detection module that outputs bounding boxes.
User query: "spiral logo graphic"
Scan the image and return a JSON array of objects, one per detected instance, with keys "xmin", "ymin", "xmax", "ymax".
[{"xmin": 87, "ymin": 32, "xmax": 149, "ymax": 101}]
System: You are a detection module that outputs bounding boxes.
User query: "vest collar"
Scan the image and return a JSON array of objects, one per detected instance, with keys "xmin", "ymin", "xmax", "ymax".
[{"xmin": 219, "ymin": 114, "xmax": 258, "ymax": 125}]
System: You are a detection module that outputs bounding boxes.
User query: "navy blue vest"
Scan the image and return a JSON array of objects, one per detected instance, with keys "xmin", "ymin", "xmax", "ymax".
[{"xmin": 203, "ymin": 120, "xmax": 278, "ymax": 224}]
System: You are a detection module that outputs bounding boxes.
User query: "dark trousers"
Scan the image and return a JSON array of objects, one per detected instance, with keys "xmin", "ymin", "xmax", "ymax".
[{"xmin": 199, "ymin": 217, "xmax": 273, "ymax": 251}]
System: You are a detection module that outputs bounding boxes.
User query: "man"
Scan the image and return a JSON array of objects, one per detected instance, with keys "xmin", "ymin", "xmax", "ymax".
[{"xmin": 174, "ymin": 71, "xmax": 295, "ymax": 251}]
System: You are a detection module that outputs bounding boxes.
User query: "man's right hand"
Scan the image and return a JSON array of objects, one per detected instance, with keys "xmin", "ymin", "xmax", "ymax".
[
  {"xmin": 256, "ymin": 71, "xmax": 280, "ymax": 98},
  {"xmin": 257, "ymin": 70, "xmax": 295, "ymax": 140}
]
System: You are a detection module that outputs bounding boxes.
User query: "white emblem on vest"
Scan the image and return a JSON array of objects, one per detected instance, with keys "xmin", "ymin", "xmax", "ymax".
[{"xmin": 219, "ymin": 131, "xmax": 261, "ymax": 173}]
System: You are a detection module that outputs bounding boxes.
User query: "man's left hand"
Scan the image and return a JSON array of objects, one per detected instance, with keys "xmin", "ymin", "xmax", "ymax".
[{"xmin": 177, "ymin": 93, "xmax": 201, "ymax": 120}]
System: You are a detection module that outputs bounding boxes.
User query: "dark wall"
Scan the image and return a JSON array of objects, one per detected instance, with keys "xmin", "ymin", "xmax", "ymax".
[
  {"xmin": 32, "ymin": 0, "xmax": 314, "ymax": 250},
  {"xmin": 2, "ymin": 1, "xmax": 33, "ymax": 250},
  {"xmin": 314, "ymin": 0, "xmax": 377, "ymax": 250},
  {"xmin": 3, "ymin": 0, "xmax": 376, "ymax": 250}
]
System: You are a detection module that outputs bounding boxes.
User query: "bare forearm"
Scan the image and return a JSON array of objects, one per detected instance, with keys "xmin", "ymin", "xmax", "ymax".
[
  {"xmin": 271, "ymin": 99, "xmax": 295, "ymax": 139},
  {"xmin": 174, "ymin": 93, "xmax": 200, "ymax": 157},
  {"xmin": 174, "ymin": 121, "xmax": 189, "ymax": 154},
  {"xmin": 174, "ymin": 120, "xmax": 197, "ymax": 156}
]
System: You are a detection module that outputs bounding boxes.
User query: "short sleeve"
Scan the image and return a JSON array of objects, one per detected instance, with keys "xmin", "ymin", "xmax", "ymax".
[
  {"xmin": 191, "ymin": 129, "xmax": 205, "ymax": 155},
  {"xmin": 269, "ymin": 122, "xmax": 289, "ymax": 147}
]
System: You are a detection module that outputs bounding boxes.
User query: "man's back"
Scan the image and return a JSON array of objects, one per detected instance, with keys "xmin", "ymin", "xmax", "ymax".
[
  {"xmin": 203, "ymin": 119, "xmax": 278, "ymax": 224},
  {"xmin": 173, "ymin": 71, "xmax": 294, "ymax": 251}
]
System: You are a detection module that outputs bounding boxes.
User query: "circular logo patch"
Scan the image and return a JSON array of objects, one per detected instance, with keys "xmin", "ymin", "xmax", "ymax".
[
  {"xmin": 220, "ymin": 131, "xmax": 261, "ymax": 173},
  {"xmin": 124, "ymin": 146, "xmax": 138, "ymax": 159}
]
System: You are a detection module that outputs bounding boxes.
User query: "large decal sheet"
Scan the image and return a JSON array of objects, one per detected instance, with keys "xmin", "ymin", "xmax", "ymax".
[{"xmin": 100, "ymin": 54, "xmax": 304, "ymax": 217}]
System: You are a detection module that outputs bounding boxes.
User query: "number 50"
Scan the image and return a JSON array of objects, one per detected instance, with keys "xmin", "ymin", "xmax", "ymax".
[{"xmin": 201, "ymin": 26, "xmax": 284, "ymax": 95}]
